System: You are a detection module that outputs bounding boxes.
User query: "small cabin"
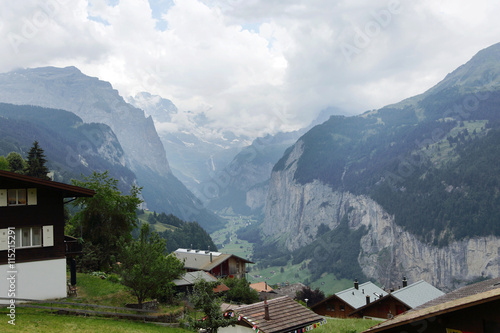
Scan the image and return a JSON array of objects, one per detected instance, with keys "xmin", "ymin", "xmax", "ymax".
[{"xmin": 173, "ymin": 248, "xmax": 253, "ymax": 279}]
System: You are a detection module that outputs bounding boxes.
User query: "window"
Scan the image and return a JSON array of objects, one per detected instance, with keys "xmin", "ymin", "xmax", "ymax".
[
  {"xmin": 8, "ymin": 189, "xmax": 27, "ymax": 206},
  {"xmin": 15, "ymin": 227, "xmax": 42, "ymax": 248}
]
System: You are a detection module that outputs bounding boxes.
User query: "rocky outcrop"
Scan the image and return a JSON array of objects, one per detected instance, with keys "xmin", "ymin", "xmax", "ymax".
[{"xmin": 263, "ymin": 139, "xmax": 500, "ymax": 291}]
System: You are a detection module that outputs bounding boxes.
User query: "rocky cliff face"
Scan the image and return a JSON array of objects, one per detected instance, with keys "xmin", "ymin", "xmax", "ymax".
[{"xmin": 263, "ymin": 139, "xmax": 500, "ymax": 291}]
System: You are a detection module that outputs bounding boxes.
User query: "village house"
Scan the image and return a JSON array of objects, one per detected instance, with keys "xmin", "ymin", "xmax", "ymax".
[
  {"xmin": 363, "ymin": 277, "xmax": 500, "ymax": 333},
  {"xmin": 349, "ymin": 279, "xmax": 444, "ymax": 319},
  {"xmin": 0, "ymin": 170, "xmax": 94, "ymax": 300},
  {"xmin": 220, "ymin": 296, "xmax": 326, "ymax": 333},
  {"xmin": 311, "ymin": 279, "xmax": 388, "ymax": 318},
  {"xmin": 172, "ymin": 271, "xmax": 230, "ymax": 294},
  {"xmin": 312, "ymin": 278, "xmax": 444, "ymax": 320},
  {"xmin": 249, "ymin": 281, "xmax": 278, "ymax": 301},
  {"xmin": 173, "ymin": 248, "xmax": 253, "ymax": 279}
]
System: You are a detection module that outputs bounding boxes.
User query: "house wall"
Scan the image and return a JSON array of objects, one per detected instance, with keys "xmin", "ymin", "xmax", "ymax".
[
  {"xmin": 356, "ymin": 297, "xmax": 409, "ymax": 320},
  {"xmin": 313, "ymin": 297, "xmax": 355, "ymax": 318},
  {"xmin": 0, "ymin": 184, "xmax": 66, "ymax": 265},
  {"xmin": 0, "ymin": 258, "xmax": 67, "ymax": 300},
  {"xmin": 377, "ymin": 298, "xmax": 500, "ymax": 333}
]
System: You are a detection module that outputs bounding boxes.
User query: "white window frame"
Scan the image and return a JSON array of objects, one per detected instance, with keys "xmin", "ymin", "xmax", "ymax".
[
  {"xmin": 8, "ymin": 189, "xmax": 27, "ymax": 206},
  {"xmin": 15, "ymin": 226, "xmax": 43, "ymax": 249}
]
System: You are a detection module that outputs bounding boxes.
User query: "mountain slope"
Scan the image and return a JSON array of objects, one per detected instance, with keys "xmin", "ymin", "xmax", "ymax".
[
  {"xmin": 0, "ymin": 103, "xmax": 135, "ymax": 187},
  {"xmin": 0, "ymin": 67, "xmax": 223, "ymax": 231},
  {"xmin": 262, "ymin": 42, "xmax": 500, "ymax": 290}
]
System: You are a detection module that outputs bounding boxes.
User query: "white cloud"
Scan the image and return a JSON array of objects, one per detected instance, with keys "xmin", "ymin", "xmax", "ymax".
[{"xmin": 1, "ymin": 0, "xmax": 500, "ymax": 137}]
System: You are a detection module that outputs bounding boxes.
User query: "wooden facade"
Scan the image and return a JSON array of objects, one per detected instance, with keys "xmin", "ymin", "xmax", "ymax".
[
  {"xmin": 313, "ymin": 295, "xmax": 356, "ymax": 318},
  {"xmin": 350, "ymin": 294, "xmax": 409, "ymax": 319},
  {"xmin": 0, "ymin": 170, "xmax": 94, "ymax": 299}
]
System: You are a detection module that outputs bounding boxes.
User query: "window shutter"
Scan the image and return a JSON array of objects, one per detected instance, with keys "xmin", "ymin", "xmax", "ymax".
[
  {"xmin": 0, "ymin": 189, "xmax": 6, "ymax": 207},
  {"xmin": 0, "ymin": 229, "xmax": 7, "ymax": 251},
  {"xmin": 43, "ymin": 225, "xmax": 54, "ymax": 247},
  {"xmin": 27, "ymin": 188, "xmax": 37, "ymax": 205}
]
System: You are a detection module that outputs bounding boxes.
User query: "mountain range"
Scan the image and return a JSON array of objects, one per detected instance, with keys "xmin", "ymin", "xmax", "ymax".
[
  {"xmin": 1, "ymin": 42, "xmax": 500, "ymax": 292},
  {"xmin": 0, "ymin": 67, "xmax": 223, "ymax": 232},
  {"xmin": 260, "ymin": 42, "xmax": 500, "ymax": 291}
]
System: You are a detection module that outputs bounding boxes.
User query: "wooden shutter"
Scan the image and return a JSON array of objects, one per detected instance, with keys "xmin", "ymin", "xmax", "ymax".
[
  {"xmin": 0, "ymin": 229, "xmax": 7, "ymax": 251},
  {"xmin": 43, "ymin": 225, "xmax": 54, "ymax": 247},
  {"xmin": 0, "ymin": 189, "xmax": 6, "ymax": 207},
  {"xmin": 27, "ymin": 188, "xmax": 37, "ymax": 205}
]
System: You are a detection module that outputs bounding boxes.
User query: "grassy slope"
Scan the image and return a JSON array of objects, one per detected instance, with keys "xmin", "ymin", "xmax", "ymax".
[{"xmin": 0, "ymin": 273, "xmax": 189, "ymax": 333}]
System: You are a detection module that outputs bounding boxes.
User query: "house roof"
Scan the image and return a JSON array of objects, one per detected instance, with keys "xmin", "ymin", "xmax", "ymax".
[
  {"xmin": 173, "ymin": 248, "xmax": 253, "ymax": 272},
  {"xmin": 363, "ymin": 284, "xmax": 500, "ymax": 333},
  {"xmin": 228, "ymin": 296, "xmax": 325, "ymax": 333},
  {"xmin": 173, "ymin": 271, "xmax": 230, "ymax": 293},
  {"xmin": 413, "ymin": 276, "xmax": 500, "ymax": 310},
  {"xmin": 250, "ymin": 282, "xmax": 275, "ymax": 293},
  {"xmin": 274, "ymin": 283, "xmax": 306, "ymax": 299},
  {"xmin": 389, "ymin": 280, "xmax": 444, "ymax": 308},
  {"xmin": 331, "ymin": 281, "xmax": 388, "ymax": 310},
  {"xmin": 0, "ymin": 170, "xmax": 95, "ymax": 198}
]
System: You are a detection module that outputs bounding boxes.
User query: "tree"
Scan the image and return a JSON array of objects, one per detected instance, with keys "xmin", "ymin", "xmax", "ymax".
[
  {"xmin": 69, "ymin": 171, "xmax": 142, "ymax": 270},
  {"xmin": 24, "ymin": 141, "xmax": 50, "ymax": 179},
  {"xmin": 222, "ymin": 277, "xmax": 259, "ymax": 304},
  {"xmin": 0, "ymin": 156, "xmax": 9, "ymax": 171},
  {"xmin": 189, "ymin": 279, "xmax": 238, "ymax": 333},
  {"xmin": 118, "ymin": 223, "xmax": 184, "ymax": 306},
  {"xmin": 6, "ymin": 152, "xmax": 26, "ymax": 173},
  {"xmin": 296, "ymin": 286, "xmax": 325, "ymax": 307}
]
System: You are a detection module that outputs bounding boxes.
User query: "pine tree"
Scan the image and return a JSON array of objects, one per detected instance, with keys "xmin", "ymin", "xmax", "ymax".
[{"xmin": 24, "ymin": 141, "xmax": 50, "ymax": 180}]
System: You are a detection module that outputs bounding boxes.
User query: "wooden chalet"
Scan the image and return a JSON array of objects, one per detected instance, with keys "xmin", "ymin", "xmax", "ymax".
[
  {"xmin": 311, "ymin": 279, "xmax": 388, "ymax": 318},
  {"xmin": 349, "ymin": 279, "xmax": 444, "ymax": 319},
  {"xmin": 0, "ymin": 170, "xmax": 94, "ymax": 300},
  {"xmin": 363, "ymin": 277, "xmax": 500, "ymax": 333},
  {"xmin": 173, "ymin": 248, "xmax": 253, "ymax": 279},
  {"xmin": 220, "ymin": 296, "xmax": 326, "ymax": 333}
]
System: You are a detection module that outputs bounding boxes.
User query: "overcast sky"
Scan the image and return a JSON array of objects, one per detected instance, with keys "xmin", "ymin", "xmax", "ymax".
[{"xmin": 1, "ymin": 0, "xmax": 500, "ymax": 137}]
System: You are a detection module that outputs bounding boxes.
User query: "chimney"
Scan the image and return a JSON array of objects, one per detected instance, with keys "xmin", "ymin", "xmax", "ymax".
[
  {"xmin": 264, "ymin": 297, "xmax": 270, "ymax": 320},
  {"xmin": 366, "ymin": 295, "xmax": 370, "ymax": 305},
  {"xmin": 402, "ymin": 276, "xmax": 408, "ymax": 288},
  {"xmin": 210, "ymin": 252, "xmax": 213, "ymax": 263},
  {"xmin": 265, "ymin": 282, "xmax": 268, "ymax": 291},
  {"xmin": 354, "ymin": 279, "xmax": 359, "ymax": 290}
]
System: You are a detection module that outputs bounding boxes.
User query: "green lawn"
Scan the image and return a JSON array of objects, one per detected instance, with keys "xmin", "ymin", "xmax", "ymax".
[
  {"xmin": 0, "ymin": 308, "xmax": 190, "ymax": 333},
  {"xmin": 315, "ymin": 317, "xmax": 381, "ymax": 333}
]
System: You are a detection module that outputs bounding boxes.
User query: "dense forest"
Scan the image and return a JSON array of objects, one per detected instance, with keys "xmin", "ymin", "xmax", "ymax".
[
  {"xmin": 274, "ymin": 88, "xmax": 500, "ymax": 246},
  {"xmin": 142, "ymin": 212, "xmax": 217, "ymax": 253}
]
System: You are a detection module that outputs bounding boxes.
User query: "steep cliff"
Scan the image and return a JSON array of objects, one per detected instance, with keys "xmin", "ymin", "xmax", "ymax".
[
  {"xmin": 264, "ymin": 139, "xmax": 500, "ymax": 291},
  {"xmin": 262, "ymin": 42, "xmax": 500, "ymax": 290}
]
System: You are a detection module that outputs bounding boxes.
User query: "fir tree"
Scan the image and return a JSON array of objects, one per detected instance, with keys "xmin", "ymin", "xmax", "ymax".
[{"xmin": 24, "ymin": 141, "xmax": 50, "ymax": 180}]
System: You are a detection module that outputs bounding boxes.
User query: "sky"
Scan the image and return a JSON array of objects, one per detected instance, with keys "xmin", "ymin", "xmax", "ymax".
[{"xmin": 1, "ymin": 0, "xmax": 500, "ymax": 138}]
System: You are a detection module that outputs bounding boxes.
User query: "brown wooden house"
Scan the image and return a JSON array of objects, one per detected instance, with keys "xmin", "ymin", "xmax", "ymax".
[
  {"xmin": 363, "ymin": 277, "xmax": 500, "ymax": 333},
  {"xmin": 0, "ymin": 170, "xmax": 94, "ymax": 300},
  {"xmin": 311, "ymin": 280, "xmax": 388, "ymax": 318},
  {"xmin": 173, "ymin": 248, "xmax": 253, "ymax": 279},
  {"xmin": 350, "ymin": 280, "xmax": 444, "ymax": 320}
]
